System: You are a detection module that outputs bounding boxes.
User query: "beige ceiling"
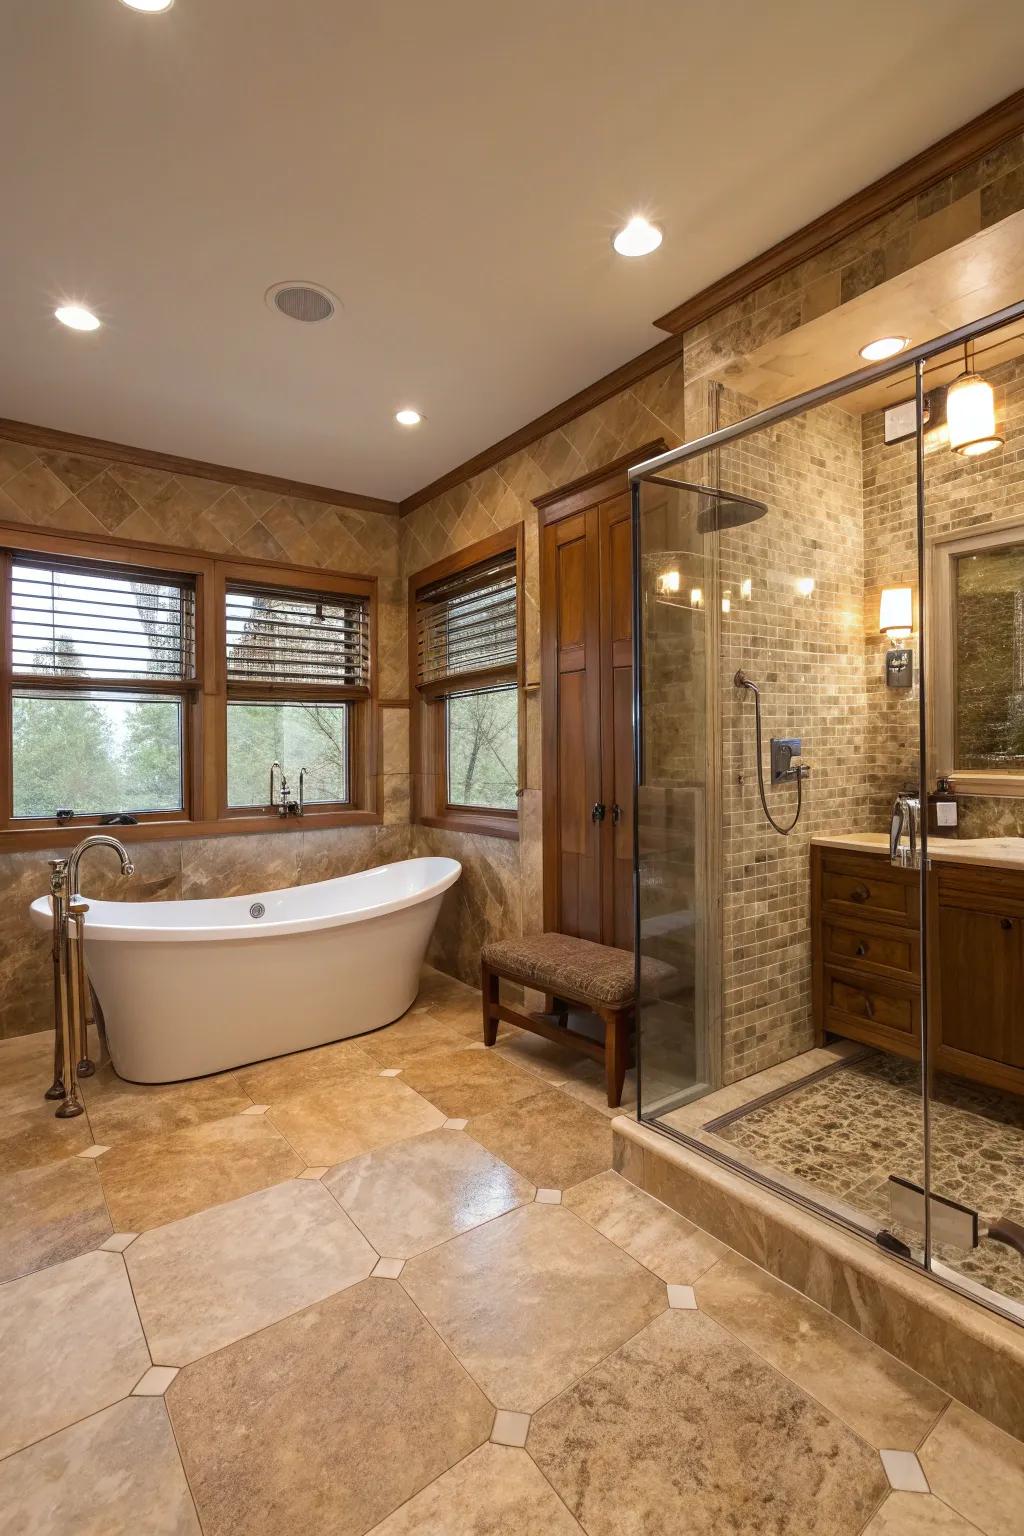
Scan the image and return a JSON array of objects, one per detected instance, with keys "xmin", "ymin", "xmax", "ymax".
[
  {"xmin": 712, "ymin": 209, "xmax": 1024, "ymax": 414},
  {"xmin": 3, "ymin": 1, "xmax": 1024, "ymax": 501}
]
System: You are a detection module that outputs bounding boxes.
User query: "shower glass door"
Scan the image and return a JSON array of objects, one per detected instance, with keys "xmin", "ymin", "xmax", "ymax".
[{"xmin": 634, "ymin": 307, "xmax": 1024, "ymax": 1323}]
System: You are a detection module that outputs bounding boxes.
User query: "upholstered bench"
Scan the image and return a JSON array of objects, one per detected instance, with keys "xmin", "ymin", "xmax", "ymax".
[{"xmin": 481, "ymin": 933, "xmax": 641, "ymax": 1108}]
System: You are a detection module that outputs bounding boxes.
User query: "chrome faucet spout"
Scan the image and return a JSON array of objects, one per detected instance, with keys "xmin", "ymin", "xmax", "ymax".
[{"xmin": 66, "ymin": 834, "xmax": 135, "ymax": 899}]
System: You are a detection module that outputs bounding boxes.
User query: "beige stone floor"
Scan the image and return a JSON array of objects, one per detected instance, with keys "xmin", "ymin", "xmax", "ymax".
[{"xmin": 2, "ymin": 965, "xmax": 1023, "ymax": 1535}]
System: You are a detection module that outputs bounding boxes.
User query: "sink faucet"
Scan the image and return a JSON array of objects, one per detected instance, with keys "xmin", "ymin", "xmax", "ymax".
[{"xmin": 890, "ymin": 792, "xmax": 922, "ymax": 869}]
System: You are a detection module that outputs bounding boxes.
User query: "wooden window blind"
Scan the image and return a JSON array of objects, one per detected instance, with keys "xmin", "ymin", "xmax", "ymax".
[
  {"xmin": 415, "ymin": 549, "xmax": 517, "ymax": 696},
  {"xmin": 11, "ymin": 558, "xmax": 196, "ymax": 682},
  {"xmin": 225, "ymin": 583, "xmax": 370, "ymax": 691}
]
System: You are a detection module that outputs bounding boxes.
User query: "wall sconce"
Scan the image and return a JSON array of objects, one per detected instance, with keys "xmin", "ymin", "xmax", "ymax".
[
  {"xmin": 690, "ymin": 587, "xmax": 704, "ymax": 609},
  {"xmin": 656, "ymin": 568, "xmax": 681, "ymax": 597},
  {"xmin": 947, "ymin": 340, "xmax": 1003, "ymax": 458},
  {"xmin": 721, "ymin": 589, "xmax": 732, "ymax": 615},
  {"xmin": 880, "ymin": 586, "xmax": 913, "ymax": 688},
  {"xmin": 740, "ymin": 577, "xmax": 752, "ymax": 601}
]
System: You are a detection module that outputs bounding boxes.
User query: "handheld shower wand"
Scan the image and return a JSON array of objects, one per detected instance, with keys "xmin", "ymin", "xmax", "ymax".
[{"xmin": 734, "ymin": 671, "xmax": 810, "ymax": 835}]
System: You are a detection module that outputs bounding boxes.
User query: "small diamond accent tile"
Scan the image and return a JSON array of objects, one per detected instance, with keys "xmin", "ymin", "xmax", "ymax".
[
  {"xmin": 667, "ymin": 1284, "xmax": 697, "ymax": 1310},
  {"xmin": 379, "ymin": 1069, "xmax": 403, "ymax": 1078},
  {"xmin": 443, "ymin": 1118, "xmax": 469, "ymax": 1130},
  {"xmin": 372, "ymin": 1257, "xmax": 405, "ymax": 1279},
  {"xmin": 241, "ymin": 1104, "xmax": 270, "ymax": 1115},
  {"xmin": 132, "ymin": 1365, "xmax": 180, "ymax": 1397},
  {"xmin": 77, "ymin": 1144, "xmax": 110, "ymax": 1159},
  {"xmin": 491, "ymin": 1410, "xmax": 531, "ymax": 1448},
  {"xmin": 99, "ymin": 1233, "xmax": 138, "ymax": 1253},
  {"xmin": 298, "ymin": 1167, "xmax": 329, "ymax": 1180},
  {"xmin": 880, "ymin": 1449, "xmax": 930, "ymax": 1493},
  {"xmin": 535, "ymin": 1189, "xmax": 562, "ymax": 1205}
]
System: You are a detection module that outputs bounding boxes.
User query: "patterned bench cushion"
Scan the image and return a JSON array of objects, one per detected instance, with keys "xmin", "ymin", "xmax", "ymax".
[{"xmin": 481, "ymin": 932, "xmax": 656, "ymax": 1009}]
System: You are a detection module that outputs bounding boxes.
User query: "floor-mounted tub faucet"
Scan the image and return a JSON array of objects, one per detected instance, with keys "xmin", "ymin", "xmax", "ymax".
[{"xmin": 47, "ymin": 835, "xmax": 134, "ymax": 1119}]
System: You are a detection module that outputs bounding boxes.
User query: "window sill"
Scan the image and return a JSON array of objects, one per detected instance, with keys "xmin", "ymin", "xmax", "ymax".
[
  {"xmin": 0, "ymin": 809, "xmax": 382, "ymax": 851},
  {"xmin": 419, "ymin": 811, "xmax": 519, "ymax": 841}
]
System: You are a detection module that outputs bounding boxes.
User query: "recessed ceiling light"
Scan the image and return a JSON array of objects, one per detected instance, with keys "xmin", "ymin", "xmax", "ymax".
[
  {"xmin": 119, "ymin": 0, "xmax": 174, "ymax": 12},
  {"xmin": 395, "ymin": 409, "xmax": 423, "ymax": 427},
  {"xmin": 54, "ymin": 304, "xmax": 101, "ymax": 332},
  {"xmin": 612, "ymin": 216, "xmax": 663, "ymax": 258},
  {"xmin": 859, "ymin": 335, "xmax": 910, "ymax": 362}
]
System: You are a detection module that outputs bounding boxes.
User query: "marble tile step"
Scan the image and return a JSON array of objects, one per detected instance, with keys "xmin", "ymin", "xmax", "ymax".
[{"xmin": 612, "ymin": 1115, "xmax": 1024, "ymax": 1444}]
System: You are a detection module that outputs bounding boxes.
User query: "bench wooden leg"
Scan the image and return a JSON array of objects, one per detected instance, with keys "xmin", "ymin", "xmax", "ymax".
[
  {"xmin": 481, "ymin": 960, "xmax": 500, "ymax": 1047},
  {"xmin": 602, "ymin": 1007, "xmax": 630, "ymax": 1108}
]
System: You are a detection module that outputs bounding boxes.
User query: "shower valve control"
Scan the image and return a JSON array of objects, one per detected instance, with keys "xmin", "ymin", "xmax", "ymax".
[{"xmin": 770, "ymin": 737, "xmax": 804, "ymax": 784}]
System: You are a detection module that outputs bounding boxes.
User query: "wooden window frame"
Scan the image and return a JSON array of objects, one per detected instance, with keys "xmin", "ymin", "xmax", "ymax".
[
  {"xmin": 0, "ymin": 520, "xmax": 379, "ymax": 849},
  {"xmin": 928, "ymin": 515, "xmax": 1024, "ymax": 799},
  {"xmin": 409, "ymin": 525, "xmax": 523, "ymax": 840}
]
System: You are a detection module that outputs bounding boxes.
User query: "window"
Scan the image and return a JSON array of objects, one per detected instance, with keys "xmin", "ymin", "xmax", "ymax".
[
  {"xmin": 223, "ymin": 581, "xmax": 369, "ymax": 811},
  {"xmin": 410, "ymin": 528, "xmax": 522, "ymax": 836},
  {"xmin": 931, "ymin": 521, "xmax": 1024, "ymax": 794},
  {"xmin": 0, "ymin": 533, "xmax": 376, "ymax": 842},
  {"xmin": 8, "ymin": 556, "xmax": 195, "ymax": 823}
]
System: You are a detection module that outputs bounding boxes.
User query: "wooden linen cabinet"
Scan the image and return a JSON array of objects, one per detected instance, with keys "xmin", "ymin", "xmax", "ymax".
[{"xmin": 537, "ymin": 442, "xmax": 666, "ymax": 949}]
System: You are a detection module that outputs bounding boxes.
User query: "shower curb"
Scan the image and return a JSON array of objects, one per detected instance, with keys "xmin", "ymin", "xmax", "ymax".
[{"xmin": 612, "ymin": 1115, "xmax": 1024, "ymax": 1444}]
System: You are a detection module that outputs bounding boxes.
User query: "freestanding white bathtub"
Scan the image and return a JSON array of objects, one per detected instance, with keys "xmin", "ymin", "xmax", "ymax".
[{"xmin": 29, "ymin": 856, "xmax": 461, "ymax": 1084}]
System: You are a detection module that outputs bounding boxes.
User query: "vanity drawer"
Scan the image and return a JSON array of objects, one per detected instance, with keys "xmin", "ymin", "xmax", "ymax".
[
  {"xmin": 821, "ymin": 854, "xmax": 918, "ymax": 927},
  {"xmin": 822, "ymin": 919, "xmax": 919, "ymax": 985},
  {"xmin": 825, "ymin": 969, "xmax": 918, "ymax": 1037}
]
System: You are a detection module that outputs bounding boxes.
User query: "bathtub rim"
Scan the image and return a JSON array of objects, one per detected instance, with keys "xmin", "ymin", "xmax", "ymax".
[{"xmin": 28, "ymin": 855, "xmax": 461, "ymax": 944}]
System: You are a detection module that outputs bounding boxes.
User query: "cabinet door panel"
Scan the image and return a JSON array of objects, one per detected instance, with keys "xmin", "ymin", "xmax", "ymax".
[{"xmin": 937, "ymin": 904, "xmax": 1024, "ymax": 1068}]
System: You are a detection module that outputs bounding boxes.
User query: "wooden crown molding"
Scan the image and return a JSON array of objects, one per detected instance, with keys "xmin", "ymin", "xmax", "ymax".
[
  {"xmin": 0, "ymin": 417, "xmax": 400, "ymax": 518},
  {"xmin": 653, "ymin": 87, "xmax": 1024, "ymax": 335},
  {"xmin": 400, "ymin": 88, "xmax": 1024, "ymax": 518},
  {"xmin": 398, "ymin": 334, "xmax": 683, "ymax": 516}
]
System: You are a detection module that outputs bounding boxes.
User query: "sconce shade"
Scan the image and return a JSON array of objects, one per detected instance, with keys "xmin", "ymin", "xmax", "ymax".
[
  {"xmin": 656, "ymin": 568, "xmax": 680, "ymax": 596},
  {"xmin": 879, "ymin": 586, "xmax": 913, "ymax": 638},
  {"xmin": 947, "ymin": 371, "xmax": 1003, "ymax": 456}
]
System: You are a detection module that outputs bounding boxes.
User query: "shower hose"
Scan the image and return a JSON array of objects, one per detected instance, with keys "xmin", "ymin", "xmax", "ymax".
[{"xmin": 734, "ymin": 670, "xmax": 805, "ymax": 836}]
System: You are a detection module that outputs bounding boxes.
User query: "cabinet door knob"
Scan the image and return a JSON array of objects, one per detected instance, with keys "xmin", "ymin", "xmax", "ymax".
[
  {"xmin": 592, "ymin": 802, "xmax": 606, "ymax": 823},
  {"xmin": 850, "ymin": 885, "xmax": 870, "ymax": 903},
  {"xmin": 1001, "ymin": 917, "xmax": 1013, "ymax": 931},
  {"xmin": 861, "ymin": 993, "xmax": 875, "ymax": 1019},
  {"xmin": 855, "ymin": 942, "xmax": 868, "ymax": 957}
]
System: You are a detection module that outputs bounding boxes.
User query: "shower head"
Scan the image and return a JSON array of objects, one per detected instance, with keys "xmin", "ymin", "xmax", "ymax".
[{"xmin": 696, "ymin": 487, "xmax": 768, "ymax": 532}]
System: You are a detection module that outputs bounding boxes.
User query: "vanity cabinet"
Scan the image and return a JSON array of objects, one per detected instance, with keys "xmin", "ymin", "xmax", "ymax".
[{"xmin": 812, "ymin": 845, "xmax": 1024, "ymax": 1096}]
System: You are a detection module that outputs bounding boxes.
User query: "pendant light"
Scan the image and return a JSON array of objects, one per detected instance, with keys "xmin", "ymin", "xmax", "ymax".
[{"xmin": 947, "ymin": 339, "xmax": 1003, "ymax": 457}]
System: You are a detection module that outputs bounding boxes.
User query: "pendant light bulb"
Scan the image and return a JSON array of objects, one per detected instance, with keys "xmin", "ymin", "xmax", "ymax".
[{"xmin": 948, "ymin": 341, "xmax": 1004, "ymax": 457}]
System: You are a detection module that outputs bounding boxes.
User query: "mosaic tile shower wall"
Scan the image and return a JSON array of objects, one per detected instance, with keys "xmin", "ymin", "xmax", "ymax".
[{"xmin": 0, "ymin": 436, "xmax": 407, "ymax": 1038}]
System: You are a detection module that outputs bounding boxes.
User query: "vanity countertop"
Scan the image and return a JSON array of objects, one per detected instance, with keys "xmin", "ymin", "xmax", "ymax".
[{"xmin": 812, "ymin": 831, "xmax": 1024, "ymax": 872}]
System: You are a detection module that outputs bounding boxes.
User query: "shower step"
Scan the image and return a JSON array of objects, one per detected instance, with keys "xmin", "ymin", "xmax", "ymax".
[{"xmin": 611, "ymin": 1114, "xmax": 1024, "ymax": 1445}]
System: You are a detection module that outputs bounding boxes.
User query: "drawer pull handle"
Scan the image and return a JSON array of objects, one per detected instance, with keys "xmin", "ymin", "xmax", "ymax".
[
  {"xmin": 855, "ymin": 942, "xmax": 868, "ymax": 957},
  {"xmin": 850, "ymin": 885, "xmax": 870, "ymax": 903},
  {"xmin": 860, "ymin": 993, "xmax": 875, "ymax": 1019},
  {"xmin": 1001, "ymin": 917, "xmax": 1013, "ymax": 931}
]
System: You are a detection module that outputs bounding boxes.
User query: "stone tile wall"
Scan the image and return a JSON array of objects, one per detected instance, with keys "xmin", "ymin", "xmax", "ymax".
[{"xmin": 0, "ymin": 436, "xmax": 407, "ymax": 1038}]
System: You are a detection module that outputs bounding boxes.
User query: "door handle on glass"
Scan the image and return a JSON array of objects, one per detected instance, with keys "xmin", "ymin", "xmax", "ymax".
[
  {"xmin": 890, "ymin": 793, "xmax": 922, "ymax": 869},
  {"xmin": 592, "ymin": 803, "xmax": 606, "ymax": 823}
]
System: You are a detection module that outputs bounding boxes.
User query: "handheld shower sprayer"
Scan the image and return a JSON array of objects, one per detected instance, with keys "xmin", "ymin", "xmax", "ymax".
[{"xmin": 734, "ymin": 671, "xmax": 810, "ymax": 835}]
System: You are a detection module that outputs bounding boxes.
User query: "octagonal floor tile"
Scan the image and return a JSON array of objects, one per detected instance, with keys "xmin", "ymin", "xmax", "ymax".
[
  {"xmin": 400, "ymin": 1203, "xmax": 666, "ymax": 1412},
  {"xmin": 529, "ymin": 1308, "xmax": 889, "ymax": 1536},
  {"xmin": 324, "ymin": 1128, "xmax": 534, "ymax": 1258},
  {"xmin": 167, "ymin": 1279, "xmax": 492, "ymax": 1536},
  {"xmin": 0, "ymin": 1397, "xmax": 200, "ymax": 1536},
  {"xmin": 0, "ymin": 1156, "xmax": 111, "ymax": 1282},
  {"xmin": 266, "ymin": 1075, "xmax": 445, "ymax": 1165},
  {"xmin": 0, "ymin": 1250, "xmax": 150, "ymax": 1459},
  {"xmin": 365, "ymin": 1443, "xmax": 584, "ymax": 1535},
  {"xmin": 398, "ymin": 1046, "xmax": 540, "ymax": 1119},
  {"xmin": 126, "ymin": 1180, "xmax": 376, "ymax": 1365},
  {"xmin": 465, "ymin": 1088, "xmax": 613, "ymax": 1190},
  {"xmin": 97, "ymin": 1112, "xmax": 302, "ymax": 1232}
]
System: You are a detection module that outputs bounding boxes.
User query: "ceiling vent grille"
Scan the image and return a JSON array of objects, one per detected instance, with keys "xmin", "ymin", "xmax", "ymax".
[{"xmin": 266, "ymin": 282, "xmax": 337, "ymax": 323}]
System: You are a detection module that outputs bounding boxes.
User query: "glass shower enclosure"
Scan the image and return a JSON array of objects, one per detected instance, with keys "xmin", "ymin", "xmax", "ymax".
[{"xmin": 630, "ymin": 299, "xmax": 1024, "ymax": 1326}]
